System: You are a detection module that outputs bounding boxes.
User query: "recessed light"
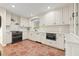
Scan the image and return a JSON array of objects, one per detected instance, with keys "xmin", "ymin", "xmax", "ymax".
[
  {"xmin": 48, "ymin": 6, "xmax": 50, "ymax": 9},
  {"xmin": 12, "ymin": 5, "xmax": 15, "ymax": 8},
  {"xmin": 31, "ymin": 13, "xmax": 33, "ymax": 16}
]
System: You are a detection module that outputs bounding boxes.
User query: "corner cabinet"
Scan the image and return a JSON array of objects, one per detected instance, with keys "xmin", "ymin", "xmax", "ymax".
[
  {"xmin": 23, "ymin": 31, "xmax": 28, "ymax": 40},
  {"xmin": 20, "ymin": 17, "xmax": 29, "ymax": 27}
]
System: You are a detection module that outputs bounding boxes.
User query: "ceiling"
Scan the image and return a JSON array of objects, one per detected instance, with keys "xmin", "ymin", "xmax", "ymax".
[{"xmin": 0, "ymin": 3, "xmax": 72, "ymax": 18}]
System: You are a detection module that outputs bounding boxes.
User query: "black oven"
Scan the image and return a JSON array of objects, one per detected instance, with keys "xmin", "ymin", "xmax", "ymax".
[
  {"xmin": 12, "ymin": 31, "xmax": 22, "ymax": 44},
  {"xmin": 46, "ymin": 33, "xmax": 56, "ymax": 41}
]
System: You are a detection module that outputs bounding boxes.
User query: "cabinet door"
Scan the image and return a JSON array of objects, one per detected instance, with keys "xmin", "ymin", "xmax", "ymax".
[
  {"xmin": 16, "ymin": 16, "xmax": 20, "ymax": 24},
  {"xmin": 6, "ymin": 32, "xmax": 12, "ymax": 44},
  {"xmin": 44, "ymin": 11, "xmax": 56, "ymax": 25},
  {"xmin": 20, "ymin": 17, "xmax": 28, "ymax": 27},
  {"xmin": 62, "ymin": 5, "xmax": 73, "ymax": 25},
  {"xmin": 57, "ymin": 34, "xmax": 65, "ymax": 50},
  {"xmin": 29, "ymin": 31, "xmax": 37, "ymax": 41},
  {"xmin": 6, "ymin": 12, "xmax": 11, "ymax": 25},
  {"xmin": 23, "ymin": 31, "xmax": 28, "ymax": 40},
  {"xmin": 63, "ymin": 7, "xmax": 69, "ymax": 24},
  {"xmin": 55, "ymin": 8, "xmax": 62, "ymax": 25},
  {"xmin": 11, "ymin": 15, "xmax": 18, "ymax": 24}
]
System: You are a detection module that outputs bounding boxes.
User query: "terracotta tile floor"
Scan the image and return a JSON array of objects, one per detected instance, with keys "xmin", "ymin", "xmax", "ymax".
[{"xmin": 3, "ymin": 40, "xmax": 65, "ymax": 56}]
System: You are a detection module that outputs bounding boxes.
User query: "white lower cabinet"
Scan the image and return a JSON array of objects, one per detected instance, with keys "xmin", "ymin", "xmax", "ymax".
[
  {"xmin": 28, "ymin": 32, "xmax": 32, "ymax": 40},
  {"xmin": 29, "ymin": 31, "xmax": 45, "ymax": 42},
  {"xmin": 46, "ymin": 40, "xmax": 57, "ymax": 48},
  {"xmin": 23, "ymin": 31, "xmax": 28, "ymax": 40},
  {"xmin": 6, "ymin": 32, "xmax": 12, "ymax": 44},
  {"xmin": 29, "ymin": 31, "xmax": 36, "ymax": 41},
  {"xmin": 39, "ymin": 32, "xmax": 46, "ymax": 43},
  {"xmin": 29, "ymin": 32, "xmax": 65, "ymax": 50},
  {"xmin": 57, "ymin": 34, "xmax": 65, "ymax": 50},
  {"xmin": 65, "ymin": 41, "xmax": 79, "ymax": 56}
]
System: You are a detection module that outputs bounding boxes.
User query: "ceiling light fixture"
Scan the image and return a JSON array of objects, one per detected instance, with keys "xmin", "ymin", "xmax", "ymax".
[
  {"xmin": 12, "ymin": 5, "xmax": 15, "ymax": 8},
  {"xmin": 48, "ymin": 6, "xmax": 50, "ymax": 9}
]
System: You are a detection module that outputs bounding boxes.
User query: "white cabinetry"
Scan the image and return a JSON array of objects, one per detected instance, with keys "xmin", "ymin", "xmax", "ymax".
[
  {"xmin": 29, "ymin": 31, "xmax": 36, "ymax": 41},
  {"xmin": 57, "ymin": 34, "xmax": 65, "ymax": 50},
  {"xmin": 23, "ymin": 31, "xmax": 28, "ymax": 40},
  {"xmin": 39, "ymin": 5, "xmax": 73, "ymax": 26},
  {"xmin": 65, "ymin": 33, "xmax": 79, "ymax": 56},
  {"xmin": 6, "ymin": 12, "xmax": 21, "ymax": 26},
  {"xmin": 20, "ymin": 17, "xmax": 28, "ymax": 27},
  {"xmin": 6, "ymin": 12, "xmax": 11, "ymax": 25},
  {"xmin": 55, "ymin": 8, "xmax": 63, "ymax": 25},
  {"xmin": 44, "ymin": 11, "xmax": 56, "ymax": 25},
  {"xmin": 10, "ymin": 15, "xmax": 20, "ymax": 31},
  {"xmin": 40, "ymin": 8, "xmax": 63, "ymax": 26},
  {"xmin": 65, "ymin": 42, "xmax": 79, "ymax": 56},
  {"xmin": 11, "ymin": 15, "xmax": 20, "ymax": 24},
  {"xmin": 62, "ymin": 7, "xmax": 70, "ymax": 25},
  {"xmin": 62, "ymin": 5, "xmax": 73, "ymax": 25},
  {"xmin": 5, "ymin": 32, "xmax": 12, "ymax": 44}
]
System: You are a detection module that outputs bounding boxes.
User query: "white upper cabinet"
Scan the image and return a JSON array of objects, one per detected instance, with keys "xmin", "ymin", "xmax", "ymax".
[
  {"xmin": 20, "ymin": 17, "xmax": 29, "ymax": 27},
  {"xmin": 6, "ymin": 12, "xmax": 11, "ymax": 25},
  {"xmin": 39, "ymin": 5, "xmax": 73, "ymax": 26},
  {"xmin": 43, "ymin": 11, "xmax": 56, "ymax": 26},
  {"xmin": 6, "ymin": 11, "xmax": 21, "ymax": 26},
  {"xmin": 62, "ymin": 5, "xmax": 73, "ymax": 25},
  {"xmin": 40, "ymin": 8, "xmax": 63, "ymax": 26},
  {"xmin": 11, "ymin": 15, "xmax": 20, "ymax": 24},
  {"xmin": 62, "ymin": 6, "xmax": 70, "ymax": 25},
  {"xmin": 55, "ymin": 8, "xmax": 63, "ymax": 25},
  {"xmin": 44, "ymin": 11, "xmax": 56, "ymax": 25}
]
